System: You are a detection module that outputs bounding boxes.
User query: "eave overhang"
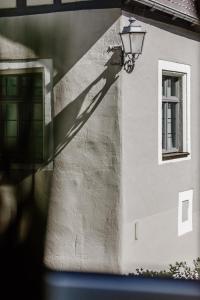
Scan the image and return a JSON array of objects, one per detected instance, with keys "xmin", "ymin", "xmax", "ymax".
[{"xmin": 125, "ymin": 0, "xmax": 200, "ymax": 26}]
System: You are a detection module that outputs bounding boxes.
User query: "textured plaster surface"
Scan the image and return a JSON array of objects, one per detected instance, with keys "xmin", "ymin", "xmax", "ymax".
[
  {"xmin": 0, "ymin": 8, "xmax": 122, "ymax": 273},
  {"xmin": 0, "ymin": 6, "xmax": 199, "ymax": 275},
  {"xmin": 121, "ymin": 12, "xmax": 200, "ymax": 273},
  {"xmin": 42, "ymin": 9, "xmax": 122, "ymax": 273}
]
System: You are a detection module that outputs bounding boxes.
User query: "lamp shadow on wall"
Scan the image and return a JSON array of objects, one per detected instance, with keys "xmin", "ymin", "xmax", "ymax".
[
  {"xmin": 0, "ymin": 55, "xmax": 120, "ymax": 300},
  {"xmin": 0, "ymin": 9, "xmax": 120, "ymax": 84},
  {"xmin": 50, "ymin": 55, "xmax": 120, "ymax": 160},
  {"xmin": 0, "ymin": 12, "xmax": 121, "ymax": 300},
  {"xmin": 0, "ymin": 6, "xmax": 121, "ymax": 299}
]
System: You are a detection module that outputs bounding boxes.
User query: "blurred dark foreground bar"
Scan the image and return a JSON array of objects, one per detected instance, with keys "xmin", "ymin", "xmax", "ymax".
[{"xmin": 44, "ymin": 271, "xmax": 200, "ymax": 300}]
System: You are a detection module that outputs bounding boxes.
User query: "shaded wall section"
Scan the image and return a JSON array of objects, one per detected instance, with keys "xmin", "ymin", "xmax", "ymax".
[{"xmin": 0, "ymin": 6, "xmax": 122, "ymax": 298}]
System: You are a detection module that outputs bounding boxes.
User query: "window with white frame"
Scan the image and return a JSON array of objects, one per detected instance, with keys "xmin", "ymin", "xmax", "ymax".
[
  {"xmin": 0, "ymin": 60, "xmax": 52, "ymax": 167},
  {"xmin": 178, "ymin": 190, "xmax": 193, "ymax": 236},
  {"xmin": 158, "ymin": 61, "xmax": 191, "ymax": 164},
  {"xmin": 0, "ymin": 69, "xmax": 44, "ymax": 163}
]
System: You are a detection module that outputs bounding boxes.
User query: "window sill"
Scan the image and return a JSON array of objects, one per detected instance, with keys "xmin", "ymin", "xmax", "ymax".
[{"xmin": 162, "ymin": 152, "xmax": 190, "ymax": 161}]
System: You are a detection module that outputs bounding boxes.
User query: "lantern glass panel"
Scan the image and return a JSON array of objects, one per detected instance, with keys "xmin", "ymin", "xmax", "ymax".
[
  {"xmin": 120, "ymin": 33, "xmax": 131, "ymax": 54},
  {"xmin": 130, "ymin": 32, "xmax": 145, "ymax": 54}
]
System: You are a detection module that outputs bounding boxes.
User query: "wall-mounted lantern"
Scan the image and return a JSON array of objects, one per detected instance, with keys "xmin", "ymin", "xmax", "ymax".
[{"xmin": 109, "ymin": 17, "xmax": 146, "ymax": 73}]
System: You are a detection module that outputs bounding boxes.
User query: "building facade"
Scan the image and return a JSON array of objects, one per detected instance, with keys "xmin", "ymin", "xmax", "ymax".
[
  {"xmin": 121, "ymin": 1, "xmax": 200, "ymax": 272},
  {"xmin": 0, "ymin": 0, "xmax": 199, "ymax": 276}
]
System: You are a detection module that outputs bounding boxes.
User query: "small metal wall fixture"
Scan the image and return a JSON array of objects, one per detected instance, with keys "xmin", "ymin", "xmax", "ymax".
[{"xmin": 109, "ymin": 17, "xmax": 146, "ymax": 73}]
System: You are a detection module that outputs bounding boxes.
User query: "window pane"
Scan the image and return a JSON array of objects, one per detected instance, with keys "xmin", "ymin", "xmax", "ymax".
[
  {"xmin": 162, "ymin": 76, "xmax": 167, "ymax": 97},
  {"xmin": 162, "ymin": 73, "xmax": 184, "ymax": 154},
  {"xmin": 6, "ymin": 76, "xmax": 18, "ymax": 97},
  {"xmin": 162, "ymin": 75, "xmax": 180, "ymax": 98},
  {"xmin": 32, "ymin": 121, "xmax": 43, "ymax": 137},
  {"xmin": 6, "ymin": 104, "xmax": 17, "ymax": 120},
  {"xmin": 0, "ymin": 104, "xmax": 6, "ymax": 120},
  {"xmin": 182, "ymin": 200, "xmax": 189, "ymax": 222},
  {"xmin": 178, "ymin": 101, "xmax": 183, "ymax": 151},
  {"xmin": 171, "ymin": 77, "xmax": 179, "ymax": 97},
  {"xmin": 6, "ymin": 121, "xmax": 18, "ymax": 137},
  {"xmin": 21, "ymin": 73, "xmax": 43, "ymax": 100},
  {"xmin": 0, "ymin": 71, "xmax": 44, "ymax": 164},
  {"xmin": 167, "ymin": 103, "xmax": 177, "ymax": 150},
  {"xmin": 162, "ymin": 103, "xmax": 166, "ymax": 150},
  {"xmin": 33, "ymin": 74, "xmax": 43, "ymax": 97},
  {"xmin": 33, "ymin": 104, "xmax": 43, "ymax": 120}
]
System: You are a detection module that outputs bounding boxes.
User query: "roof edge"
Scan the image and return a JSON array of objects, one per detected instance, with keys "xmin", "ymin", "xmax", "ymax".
[{"xmin": 130, "ymin": 0, "xmax": 199, "ymax": 24}]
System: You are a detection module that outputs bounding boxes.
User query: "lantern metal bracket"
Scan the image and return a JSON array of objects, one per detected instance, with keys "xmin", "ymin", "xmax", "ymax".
[
  {"xmin": 108, "ymin": 46, "xmax": 140, "ymax": 73},
  {"xmin": 123, "ymin": 53, "xmax": 139, "ymax": 73},
  {"xmin": 107, "ymin": 45, "xmax": 123, "ymax": 66}
]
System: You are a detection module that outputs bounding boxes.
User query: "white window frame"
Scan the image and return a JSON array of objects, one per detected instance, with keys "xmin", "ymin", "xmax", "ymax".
[
  {"xmin": 178, "ymin": 190, "xmax": 193, "ymax": 236},
  {"xmin": 0, "ymin": 59, "xmax": 53, "ymax": 169},
  {"xmin": 158, "ymin": 60, "xmax": 191, "ymax": 165}
]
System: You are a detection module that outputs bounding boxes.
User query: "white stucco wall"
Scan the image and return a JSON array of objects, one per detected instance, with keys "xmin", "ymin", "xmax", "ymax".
[
  {"xmin": 44, "ymin": 9, "xmax": 122, "ymax": 272},
  {"xmin": 0, "ymin": 6, "xmax": 199, "ymax": 276},
  {"xmin": 0, "ymin": 7, "xmax": 122, "ymax": 274},
  {"xmin": 121, "ymin": 11, "xmax": 200, "ymax": 273}
]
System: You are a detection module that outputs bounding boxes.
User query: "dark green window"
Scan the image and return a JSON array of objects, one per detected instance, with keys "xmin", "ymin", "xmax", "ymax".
[{"xmin": 0, "ymin": 70, "xmax": 44, "ymax": 164}]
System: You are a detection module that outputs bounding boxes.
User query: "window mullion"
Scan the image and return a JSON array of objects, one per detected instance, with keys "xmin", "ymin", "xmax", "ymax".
[
  {"xmin": 165, "ymin": 102, "xmax": 168, "ymax": 151},
  {"xmin": 165, "ymin": 102, "xmax": 169, "ymax": 152},
  {"xmin": 176, "ymin": 102, "xmax": 179, "ymax": 151}
]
